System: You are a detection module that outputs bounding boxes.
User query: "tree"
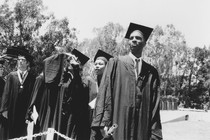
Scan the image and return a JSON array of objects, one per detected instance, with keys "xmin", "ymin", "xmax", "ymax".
[
  {"xmin": 91, "ymin": 22, "xmax": 126, "ymax": 56},
  {"xmin": 0, "ymin": 0, "xmax": 78, "ymax": 75},
  {"xmin": 0, "ymin": 0, "xmax": 15, "ymax": 50},
  {"xmin": 0, "ymin": 0, "xmax": 50, "ymax": 50},
  {"xmin": 144, "ymin": 24, "xmax": 188, "ymax": 97},
  {"xmin": 78, "ymin": 22, "xmax": 127, "ymax": 77}
]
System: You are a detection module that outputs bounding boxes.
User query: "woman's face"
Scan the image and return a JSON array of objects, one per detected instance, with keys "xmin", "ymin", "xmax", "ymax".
[{"xmin": 94, "ymin": 59, "xmax": 106, "ymax": 76}]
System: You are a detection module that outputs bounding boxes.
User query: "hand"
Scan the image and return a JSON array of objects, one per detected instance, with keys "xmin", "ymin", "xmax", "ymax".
[
  {"xmin": 25, "ymin": 120, "xmax": 31, "ymax": 124},
  {"xmin": 2, "ymin": 111, "xmax": 8, "ymax": 119},
  {"xmin": 104, "ymin": 124, "xmax": 118, "ymax": 136},
  {"xmin": 104, "ymin": 126, "xmax": 109, "ymax": 136},
  {"xmin": 66, "ymin": 54, "xmax": 79, "ymax": 66}
]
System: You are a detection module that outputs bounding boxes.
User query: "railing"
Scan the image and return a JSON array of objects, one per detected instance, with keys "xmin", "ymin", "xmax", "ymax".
[
  {"xmin": 160, "ymin": 100, "xmax": 178, "ymax": 110},
  {"xmin": 10, "ymin": 128, "xmax": 73, "ymax": 140}
]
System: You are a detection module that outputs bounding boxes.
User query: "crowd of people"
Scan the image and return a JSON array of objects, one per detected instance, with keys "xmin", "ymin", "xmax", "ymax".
[{"xmin": 0, "ymin": 23, "xmax": 163, "ymax": 140}]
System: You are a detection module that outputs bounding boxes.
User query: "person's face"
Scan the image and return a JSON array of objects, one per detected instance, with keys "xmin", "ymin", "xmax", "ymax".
[
  {"xmin": 129, "ymin": 30, "xmax": 146, "ymax": 55},
  {"xmin": 94, "ymin": 59, "xmax": 106, "ymax": 76},
  {"xmin": 17, "ymin": 56, "xmax": 29, "ymax": 71}
]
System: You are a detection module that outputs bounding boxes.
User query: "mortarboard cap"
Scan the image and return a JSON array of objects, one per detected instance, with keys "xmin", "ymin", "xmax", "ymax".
[
  {"xmin": 94, "ymin": 50, "xmax": 113, "ymax": 62},
  {"xmin": 5, "ymin": 47, "xmax": 34, "ymax": 66},
  {"xmin": 72, "ymin": 49, "xmax": 90, "ymax": 65},
  {"xmin": 4, "ymin": 47, "xmax": 18, "ymax": 58},
  {"xmin": 125, "ymin": 22, "xmax": 153, "ymax": 42}
]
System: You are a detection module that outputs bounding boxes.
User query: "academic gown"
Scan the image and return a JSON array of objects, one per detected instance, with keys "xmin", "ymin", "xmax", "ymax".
[
  {"xmin": 0, "ymin": 77, "xmax": 6, "ymax": 140},
  {"xmin": 27, "ymin": 53, "xmax": 90, "ymax": 140},
  {"xmin": 0, "ymin": 77, "xmax": 5, "ymax": 99},
  {"xmin": 57, "ymin": 71, "xmax": 90, "ymax": 140},
  {"xmin": 26, "ymin": 54, "xmax": 66, "ymax": 140},
  {"xmin": 91, "ymin": 55, "xmax": 162, "ymax": 140},
  {"xmin": 86, "ymin": 76, "xmax": 98, "ymax": 103},
  {"xmin": 0, "ymin": 70, "xmax": 36, "ymax": 139},
  {"xmin": 85, "ymin": 76, "xmax": 98, "ymax": 121}
]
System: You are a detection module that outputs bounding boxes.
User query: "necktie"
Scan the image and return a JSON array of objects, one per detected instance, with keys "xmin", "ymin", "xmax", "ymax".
[
  {"xmin": 135, "ymin": 58, "xmax": 140, "ymax": 75},
  {"xmin": 21, "ymin": 72, "xmax": 24, "ymax": 79}
]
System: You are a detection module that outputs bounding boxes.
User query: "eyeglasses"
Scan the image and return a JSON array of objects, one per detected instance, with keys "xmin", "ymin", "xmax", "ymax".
[{"xmin": 18, "ymin": 58, "xmax": 27, "ymax": 62}]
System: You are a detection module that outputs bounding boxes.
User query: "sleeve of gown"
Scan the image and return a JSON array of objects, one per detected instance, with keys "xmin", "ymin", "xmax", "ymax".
[
  {"xmin": 0, "ymin": 74, "xmax": 12, "ymax": 113},
  {"xmin": 150, "ymin": 73, "xmax": 163, "ymax": 140},
  {"xmin": 91, "ymin": 58, "xmax": 117, "ymax": 127},
  {"xmin": 25, "ymin": 75, "xmax": 44, "ymax": 120}
]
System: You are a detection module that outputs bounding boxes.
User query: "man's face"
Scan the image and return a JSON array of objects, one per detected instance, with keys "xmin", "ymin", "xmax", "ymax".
[
  {"xmin": 17, "ymin": 56, "xmax": 29, "ymax": 71},
  {"xmin": 129, "ymin": 30, "xmax": 146, "ymax": 55}
]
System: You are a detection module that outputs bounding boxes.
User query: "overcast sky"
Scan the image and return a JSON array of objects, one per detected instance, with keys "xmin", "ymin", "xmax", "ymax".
[{"xmin": 17, "ymin": 0, "xmax": 210, "ymax": 48}]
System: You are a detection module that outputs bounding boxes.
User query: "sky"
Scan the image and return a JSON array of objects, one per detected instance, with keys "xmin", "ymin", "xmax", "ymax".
[{"xmin": 10, "ymin": 0, "xmax": 210, "ymax": 48}]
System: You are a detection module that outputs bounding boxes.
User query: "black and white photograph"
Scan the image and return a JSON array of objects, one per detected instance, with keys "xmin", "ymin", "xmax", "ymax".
[{"xmin": 0, "ymin": 0, "xmax": 210, "ymax": 140}]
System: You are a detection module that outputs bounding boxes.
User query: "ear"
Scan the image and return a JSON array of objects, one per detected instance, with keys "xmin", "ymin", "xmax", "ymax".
[{"xmin": 26, "ymin": 61, "xmax": 30, "ymax": 67}]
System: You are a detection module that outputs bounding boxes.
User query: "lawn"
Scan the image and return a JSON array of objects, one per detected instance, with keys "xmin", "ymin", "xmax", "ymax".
[{"xmin": 161, "ymin": 110, "xmax": 210, "ymax": 140}]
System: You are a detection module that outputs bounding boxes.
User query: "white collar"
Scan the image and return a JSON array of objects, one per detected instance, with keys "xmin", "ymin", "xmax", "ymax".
[
  {"xmin": 18, "ymin": 69, "xmax": 27, "ymax": 75},
  {"xmin": 17, "ymin": 69, "xmax": 28, "ymax": 87},
  {"xmin": 128, "ymin": 52, "xmax": 142, "ymax": 62},
  {"xmin": 129, "ymin": 52, "xmax": 142, "ymax": 78}
]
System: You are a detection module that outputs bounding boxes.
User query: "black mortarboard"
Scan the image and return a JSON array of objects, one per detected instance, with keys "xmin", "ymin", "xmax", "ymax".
[
  {"xmin": 5, "ymin": 47, "xmax": 34, "ymax": 66},
  {"xmin": 125, "ymin": 22, "xmax": 153, "ymax": 42},
  {"xmin": 4, "ymin": 47, "xmax": 18, "ymax": 58},
  {"xmin": 94, "ymin": 50, "xmax": 113, "ymax": 62},
  {"xmin": 72, "ymin": 49, "xmax": 90, "ymax": 65}
]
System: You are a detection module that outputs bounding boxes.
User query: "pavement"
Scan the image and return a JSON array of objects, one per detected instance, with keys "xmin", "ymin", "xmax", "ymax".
[
  {"xmin": 161, "ymin": 109, "xmax": 210, "ymax": 140},
  {"xmin": 26, "ymin": 109, "xmax": 210, "ymax": 140}
]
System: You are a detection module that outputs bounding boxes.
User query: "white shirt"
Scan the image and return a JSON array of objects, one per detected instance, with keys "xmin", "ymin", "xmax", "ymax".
[
  {"xmin": 18, "ymin": 69, "xmax": 27, "ymax": 78},
  {"xmin": 128, "ymin": 52, "xmax": 142, "ymax": 77},
  {"xmin": 17, "ymin": 69, "xmax": 28, "ymax": 86}
]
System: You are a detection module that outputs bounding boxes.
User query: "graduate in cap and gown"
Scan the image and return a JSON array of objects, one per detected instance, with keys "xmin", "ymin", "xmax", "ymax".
[
  {"xmin": 91, "ymin": 23, "xmax": 162, "ymax": 140},
  {"xmin": 0, "ymin": 47, "xmax": 36, "ymax": 139},
  {"xmin": 26, "ymin": 49, "xmax": 90, "ymax": 140},
  {"xmin": 88, "ymin": 50, "xmax": 113, "ymax": 109},
  {"xmin": 93, "ymin": 50, "xmax": 113, "ymax": 90},
  {"xmin": 56, "ymin": 49, "xmax": 91, "ymax": 140},
  {"xmin": 88, "ymin": 50, "xmax": 113, "ymax": 140},
  {"xmin": 26, "ymin": 50, "xmax": 78, "ymax": 140}
]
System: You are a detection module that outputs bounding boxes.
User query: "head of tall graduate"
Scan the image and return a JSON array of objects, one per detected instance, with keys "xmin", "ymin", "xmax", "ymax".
[
  {"xmin": 125, "ymin": 22, "xmax": 153, "ymax": 58},
  {"xmin": 94, "ymin": 50, "xmax": 113, "ymax": 76}
]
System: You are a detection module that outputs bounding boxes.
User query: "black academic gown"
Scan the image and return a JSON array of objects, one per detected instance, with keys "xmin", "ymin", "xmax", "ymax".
[
  {"xmin": 0, "ymin": 77, "xmax": 5, "ymax": 107},
  {"xmin": 86, "ymin": 76, "xmax": 98, "ymax": 121},
  {"xmin": 0, "ymin": 77, "xmax": 5, "ymax": 99},
  {"xmin": 26, "ymin": 54, "xmax": 66, "ymax": 140},
  {"xmin": 0, "ymin": 77, "xmax": 6, "ymax": 140},
  {"xmin": 27, "ymin": 54, "xmax": 90, "ymax": 140},
  {"xmin": 91, "ymin": 55, "xmax": 162, "ymax": 140},
  {"xmin": 0, "ymin": 70, "xmax": 36, "ymax": 139},
  {"xmin": 57, "ymin": 70, "xmax": 90, "ymax": 140}
]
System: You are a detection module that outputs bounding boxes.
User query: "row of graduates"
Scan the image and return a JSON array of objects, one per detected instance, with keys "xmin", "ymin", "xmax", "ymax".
[
  {"xmin": 0, "ymin": 46, "xmax": 113, "ymax": 140},
  {"xmin": 0, "ymin": 22, "xmax": 163, "ymax": 140}
]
